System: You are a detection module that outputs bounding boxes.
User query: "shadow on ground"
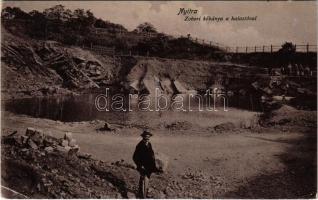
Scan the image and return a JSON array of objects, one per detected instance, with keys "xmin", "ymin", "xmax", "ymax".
[{"xmin": 223, "ymin": 129, "xmax": 317, "ymax": 198}]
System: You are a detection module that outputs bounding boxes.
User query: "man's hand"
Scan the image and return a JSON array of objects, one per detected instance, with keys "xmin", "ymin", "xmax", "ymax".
[{"xmin": 137, "ymin": 166, "xmax": 145, "ymax": 172}]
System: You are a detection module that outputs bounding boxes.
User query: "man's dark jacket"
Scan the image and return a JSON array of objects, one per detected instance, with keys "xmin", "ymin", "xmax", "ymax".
[{"xmin": 133, "ymin": 141, "xmax": 156, "ymax": 175}]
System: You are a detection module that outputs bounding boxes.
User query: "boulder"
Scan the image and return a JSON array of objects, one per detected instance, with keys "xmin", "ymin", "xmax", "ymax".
[
  {"xmin": 64, "ymin": 132, "xmax": 73, "ymax": 142},
  {"xmin": 13, "ymin": 136, "xmax": 23, "ymax": 146},
  {"xmin": 7, "ymin": 130, "xmax": 18, "ymax": 137},
  {"xmin": 71, "ymin": 145, "xmax": 80, "ymax": 152},
  {"xmin": 165, "ymin": 121, "xmax": 192, "ymax": 130},
  {"xmin": 158, "ymin": 191, "xmax": 166, "ymax": 199},
  {"xmin": 101, "ymin": 123, "xmax": 115, "ymax": 131},
  {"xmin": 129, "ymin": 80, "xmax": 140, "ymax": 91},
  {"xmin": 25, "ymin": 127, "xmax": 36, "ymax": 136},
  {"xmin": 173, "ymin": 80, "xmax": 188, "ymax": 93},
  {"xmin": 155, "ymin": 152, "xmax": 169, "ymax": 172},
  {"xmin": 160, "ymin": 79, "xmax": 175, "ymax": 94},
  {"xmin": 43, "ymin": 136, "xmax": 55, "ymax": 146},
  {"xmin": 55, "ymin": 145, "xmax": 70, "ymax": 154},
  {"xmin": 214, "ymin": 122, "xmax": 236, "ymax": 132},
  {"xmin": 240, "ymin": 120, "xmax": 252, "ymax": 129},
  {"xmin": 44, "ymin": 146, "xmax": 54, "ymax": 153},
  {"xmin": 28, "ymin": 139, "xmax": 38, "ymax": 150},
  {"xmin": 30, "ymin": 129, "xmax": 44, "ymax": 145},
  {"xmin": 3, "ymin": 135, "xmax": 21, "ymax": 146},
  {"xmin": 104, "ymin": 123, "xmax": 111, "ymax": 131},
  {"xmin": 64, "ymin": 146, "xmax": 72, "ymax": 152},
  {"xmin": 68, "ymin": 139, "xmax": 77, "ymax": 147},
  {"xmin": 61, "ymin": 139, "xmax": 69, "ymax": 147},
  {"xmin": 95, "ymin": 70, "xmax": 101, "ymax": 76},
  {"xmin": 21, "ymin": 135, "xmax": 29, "ymax": 144},
  {"xmin": 142, "ymin": 77, "xmax": 162, "ymax": 95},
  {"xmin": 25, "ymin": 128, "xmax": 45, "ymax": 145},
  {"xmin": 127, "ymin": 192, "xmax": 136, "ymax": 199},
  {"xmin": 77, "ymin": 152, "xmax": 92, "ymax": 159}
]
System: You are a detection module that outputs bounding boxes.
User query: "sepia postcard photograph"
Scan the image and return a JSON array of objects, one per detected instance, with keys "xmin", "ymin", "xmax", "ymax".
[{"xmin": 0, "ymin": 0, "xmax": 317, "ymax": 199}]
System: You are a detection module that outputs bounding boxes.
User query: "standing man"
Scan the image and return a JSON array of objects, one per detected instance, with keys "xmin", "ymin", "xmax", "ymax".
[{"xmin": 133, "ymin": 130, "xmax": 157, "ymax": 198}]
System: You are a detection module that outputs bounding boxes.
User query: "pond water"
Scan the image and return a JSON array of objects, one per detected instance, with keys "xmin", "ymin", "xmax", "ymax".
[{"xmin": 3, "ymin": 91, "xmax": 262, "ymax": 123}]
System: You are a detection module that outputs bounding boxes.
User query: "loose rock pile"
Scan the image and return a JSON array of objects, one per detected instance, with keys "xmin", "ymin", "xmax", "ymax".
[
  {"xmin": 164, "ymin": 121, "xmax": 192, "ymax": 130},
  {"xmin": 1, "ymin": 128, "xmax": 125, "ymax": 198},
  {"xmin": 214, "ymin": 122, "xmax": 236, "ymax": 133},
  {"xmin": 6, "ymin": 128, "xmax": 81, "ymax": 157}
]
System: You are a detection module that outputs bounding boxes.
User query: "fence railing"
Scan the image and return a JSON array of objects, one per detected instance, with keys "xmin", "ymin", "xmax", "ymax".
[
  {"xmin": 170, "ymin": 35, "xmax": 228, "ymax": 50},
  {"xmin": 82, "ymin": 45, "xmax": 115, "ymax": 55},
  {"xmin": 182, "ymin": 36, "xmax": 317, "ymax": 53},
  {"xmin": 224, "ymin": 44, "xmax": 317, "ymax": 53},
  {"xmin": 170, "ymin": 34, "xmax": 318, "ymax": 53},
  {"xmin": 116, "ymin": 31, "xmax": 159, "ymax": 38},
  {"xmin": 93, "ymin": 28, "xmax": 163, "ymax": 39},
  {"xmin": 77, "ymin": 26, "xmax": 318, "ymax": 54},
  {"xmin": 92, "ymin": 29, "xmax": 229, "ymax": 50},
  {"xmin": 84, "ymin": 42, "xmax": 318, "ymax": 59}
]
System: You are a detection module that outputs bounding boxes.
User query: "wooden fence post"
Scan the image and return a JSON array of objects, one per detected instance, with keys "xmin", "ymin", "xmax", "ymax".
[
  {"xmin": 270, "ymin": 45, "xmax": 273, "ymax": 53},
  {"xmin": 246, "ymin": 46, "xmax": 248, "ymax": 53},
  {"xmin": 263, "ymin": 46, "xmax": 265, "ymax": 52},
  {"xmin": 236, "ymin": 47, "xmax": 238, "ymax": 53},
  {"xmin": 306, "ymin": 43, "xmax": 309, "ymax": 53},
  {"xmin": 254, "ymin": 46, "xmax": 256, "ymax": 52}
]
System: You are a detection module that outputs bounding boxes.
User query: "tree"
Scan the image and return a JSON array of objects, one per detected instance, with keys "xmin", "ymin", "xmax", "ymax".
[
  {"xmin": 94, "ymin": 18, "xmax": 127, "ymax": 33},
  {"xmin": 1, "ymin": 7, "xmax": 31, "ymax": 19},
  {"xmin": 134, "ymin": 34, "xmax": 169, "ymax": 56},
  {"xmin": 73, "ymin": 8, "xmax": 85, "ymax": 19},
  {"xmin": 69, "ymin": 8, "xmax": 95, "ymax": 33},
  {"xmin": 84, "ymin": 10, "xmax": 96, "ymax": 28},
  {"xmin": 134, "ymin": 22, "xmax": 157, "ymax": 33},
  {"xmin": 278, "ymin": 42, "xmax": 297, "ymax": 66},
  {"xmin": 28, "ymin": 10, "xmax": 48, "ymax": 38},
  {"xmin": 278, "ymin": 42, "xmax": 296, "ymax": 54},
  {"xmin": 43, "ymin": 5, "xmax": 71, "ymax": 21}
]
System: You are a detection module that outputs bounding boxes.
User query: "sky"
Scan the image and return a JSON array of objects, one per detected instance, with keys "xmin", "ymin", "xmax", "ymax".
[{"xmin": 2, "ymin": 1, "xmax": 317, "ymax": 47}]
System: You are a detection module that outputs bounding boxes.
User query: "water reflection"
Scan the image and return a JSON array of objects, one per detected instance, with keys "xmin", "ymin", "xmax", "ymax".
[{"xmin": 4, "ymin": 92, "xmax": 261, "ymax": 122}]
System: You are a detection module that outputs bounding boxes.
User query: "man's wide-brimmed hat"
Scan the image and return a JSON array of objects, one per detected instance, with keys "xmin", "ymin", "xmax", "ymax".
[{"xmin": 140, "ymin": 130, "xmax": 153, "ymax": 137}]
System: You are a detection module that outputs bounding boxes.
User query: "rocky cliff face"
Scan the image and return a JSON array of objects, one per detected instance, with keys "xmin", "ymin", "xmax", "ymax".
[
  {"xmin": 1, "ymin": 29, "xmax": 117, "ymax": 99},
  {"xmin": 124, "ymin": 58, "xmax": 268, "ymax": 96},
  {"xmin": 2, "ymin": 27, "xmax": 281, "ymax": 103}
]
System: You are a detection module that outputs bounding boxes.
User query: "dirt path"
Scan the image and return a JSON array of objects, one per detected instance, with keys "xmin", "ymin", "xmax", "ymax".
[{"xmin": 2, "ymin": 111, "xmax": 316, "ymax": 198}]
